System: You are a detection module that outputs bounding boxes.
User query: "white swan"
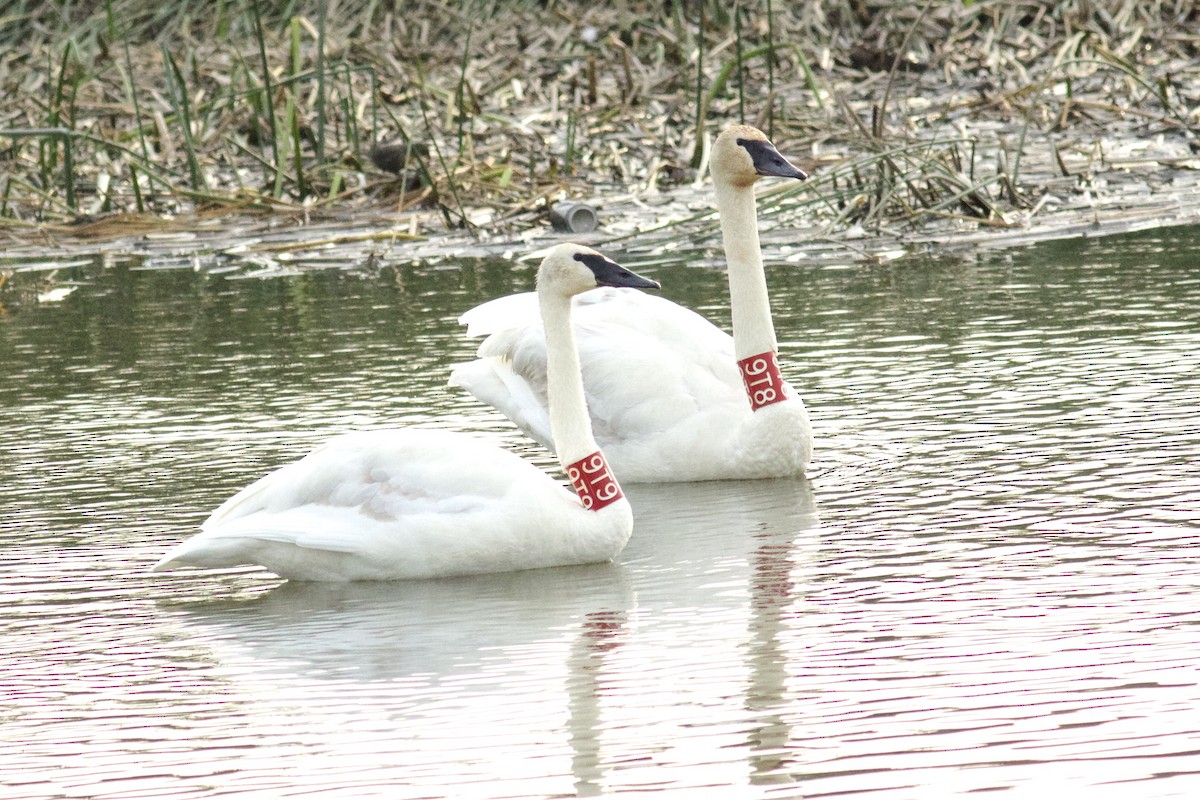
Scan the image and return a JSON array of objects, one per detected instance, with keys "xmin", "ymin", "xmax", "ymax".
[
  {"xmin": 450, "ymin": 125, "xmax": 812, "ymax": 483},
  {"xmin": 152, "ymin": 244, "xmax": 660, "ymax": 581}
]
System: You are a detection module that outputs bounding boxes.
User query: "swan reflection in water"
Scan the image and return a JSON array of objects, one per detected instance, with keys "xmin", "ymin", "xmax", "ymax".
[{"xmin": 164, "ymin": 478, "xmax": 818, "ymax": 794}]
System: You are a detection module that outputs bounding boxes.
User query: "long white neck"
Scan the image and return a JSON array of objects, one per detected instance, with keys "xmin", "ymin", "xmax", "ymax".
[
  {"xmin": 540, "ymin": 291, "xmax": 600, "ymax": 466},
  {"xmin": 715, "ymin": 179, "xmax": 778, "ymax": 360}
]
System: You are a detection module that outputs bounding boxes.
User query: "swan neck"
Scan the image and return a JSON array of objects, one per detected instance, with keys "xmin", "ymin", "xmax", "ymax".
[
  {"xmin": 539, "ymin": 291, "xmax": 600, "ymax": 466},
  {"xmin": 715, "ymin": 180, "xmax": 778, "ymax": 359}
]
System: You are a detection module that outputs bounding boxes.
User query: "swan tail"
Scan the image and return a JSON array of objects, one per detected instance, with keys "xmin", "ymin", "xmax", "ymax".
[
  {"xmin": 152, "ymin": 511, "xmax": 363, "ymax": 573},
  {"xmin": 151, "ymin": 536, "xmax": 253, "ymax": 572}
]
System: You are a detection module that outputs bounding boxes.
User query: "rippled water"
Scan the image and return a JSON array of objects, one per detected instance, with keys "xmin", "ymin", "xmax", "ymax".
[{"xmin": 2, "ymin": 226, "xmax": 1199, "ymax": 798}]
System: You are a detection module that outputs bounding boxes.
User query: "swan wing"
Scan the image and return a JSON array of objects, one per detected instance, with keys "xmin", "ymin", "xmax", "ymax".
[
  {"xmin": 447, "ymin": 356, "xmax": 554, "ymax": 450},
  {"xmin": 454, "ymin": 288, "xmax": 746, "ymax": 446},
  {"xmin": 458, "ymin": 291, "xmax": 541, "ymax": 337},
  {"xmin": 573, "ymin": 290, "xmax": 744, "ymax": 441},
  {"xmin": 204, "ymin": 429, "xmax": 556, "ymax": 526}
]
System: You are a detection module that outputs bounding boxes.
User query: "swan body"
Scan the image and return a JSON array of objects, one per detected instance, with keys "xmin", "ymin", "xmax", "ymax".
[
  {"xmin": 451, "ymin": 125, "xmax": 813, "ymax": 483},
  {"xmin": 153, "ymin": 244, "xmax": 659, "ymax": 581},
  {"xmin": 452, "ymin": 288, "xmax": 809, "ymax": 482}
]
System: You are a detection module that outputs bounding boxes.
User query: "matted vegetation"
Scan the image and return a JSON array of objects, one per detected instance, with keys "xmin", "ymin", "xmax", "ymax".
[{"xmin": 1, "ymin": 1, "xmax": 1198, "ymax": 247}]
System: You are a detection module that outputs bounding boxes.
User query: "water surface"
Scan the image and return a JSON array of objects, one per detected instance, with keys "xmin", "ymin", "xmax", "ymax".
[{"xmin": 2, "ymin": 226, "xmax": 1199, "ymax": 798}]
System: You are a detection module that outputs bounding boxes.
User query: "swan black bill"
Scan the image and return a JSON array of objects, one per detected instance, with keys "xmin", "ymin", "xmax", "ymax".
[
  {"xmin": 575, "ymin": 253, "xmax": 661, "ymax": 290},
  {"xmin": 737, "ymin": 138, "xmax": 808, "ymax": 181}
]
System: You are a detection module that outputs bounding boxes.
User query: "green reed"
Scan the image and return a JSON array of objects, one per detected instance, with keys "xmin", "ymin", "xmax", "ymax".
[
  {"xmin": 250, "ymin": 0, "xmax": 281, "ymax": 189},
  {"xmin": 161, "ymin": 45, "xmax": 205, "ymax": 191}
]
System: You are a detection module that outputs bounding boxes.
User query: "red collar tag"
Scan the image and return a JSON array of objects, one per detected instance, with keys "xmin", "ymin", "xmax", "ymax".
[
  {"xmin": 737, "ymin": 351, "xmax": 787, "ymax": 411},
  {"xmin": 566, "ymin": 451, "xmax": 624, "ymax": 511}
]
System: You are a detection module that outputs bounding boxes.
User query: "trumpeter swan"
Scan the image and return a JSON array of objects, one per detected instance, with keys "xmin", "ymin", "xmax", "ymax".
[
  {"xmin": 450, "ymin": 125, "xmax": 812, "ymax": 483},
  {"xmin": 152, "ymin": 244, "xmax": 660, "ymax": 581}
]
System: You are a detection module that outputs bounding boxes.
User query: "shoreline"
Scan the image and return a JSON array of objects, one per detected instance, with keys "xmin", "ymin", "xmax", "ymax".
[{"xmin": 2, "ymin": 2, "xmax": 1199, "ymax": 266}]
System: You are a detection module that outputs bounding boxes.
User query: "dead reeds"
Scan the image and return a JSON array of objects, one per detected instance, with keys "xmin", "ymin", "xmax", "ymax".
[{"xmin": 1, "ymin": 1, "xmax": 1197, "ymax": 241}]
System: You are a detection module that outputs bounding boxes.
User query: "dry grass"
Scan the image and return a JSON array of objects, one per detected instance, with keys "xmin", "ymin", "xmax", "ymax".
[{"xmin": 1, "ymin": 1, "xmax": 1198, "ymax": 240}]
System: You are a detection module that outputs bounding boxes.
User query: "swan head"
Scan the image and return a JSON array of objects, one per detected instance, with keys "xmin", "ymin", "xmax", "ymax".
[
  {"xmin": 711, "ymin": 125, "xmax": 807, "ymax": 188},
  {"xmin": 537, "ymin": 244, "xmax": 660, "ymax": 298}
]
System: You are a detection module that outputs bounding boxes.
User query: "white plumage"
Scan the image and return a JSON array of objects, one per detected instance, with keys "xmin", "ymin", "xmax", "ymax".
[
  {"xmin": 153, "ymin": 244, "xmax": 659, "ymax": 581},
  {"xmin": 451, "ymin": 288, "xmax": 807, "ymax": 482},
  {"xmin": 451, "ymin": 125, "xmax": 813, "ymax": 483}
]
